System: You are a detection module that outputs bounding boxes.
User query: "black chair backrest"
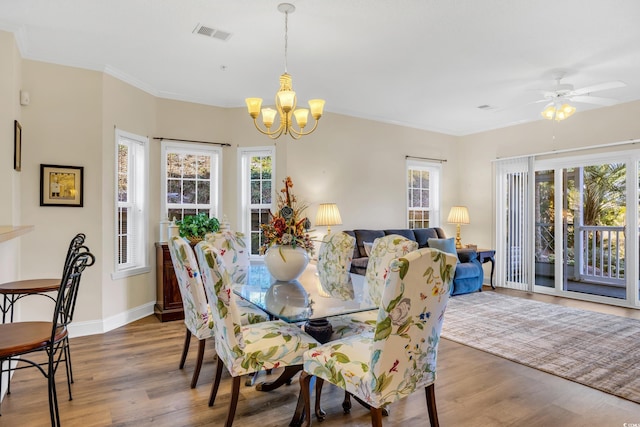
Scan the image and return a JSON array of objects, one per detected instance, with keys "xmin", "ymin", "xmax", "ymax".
[
  {"xmin": 53, "ymin": 248, "xmax": 95, "ymax": 336},
  {"xmin": 63, "ymin": 233, "xmax": 86, "ymax": 274}
]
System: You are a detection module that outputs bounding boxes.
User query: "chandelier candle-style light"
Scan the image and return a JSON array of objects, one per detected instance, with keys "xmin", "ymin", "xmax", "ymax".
[{"xmin": 245, "ymin": 3, "xmax": 325, "ymax": 140}]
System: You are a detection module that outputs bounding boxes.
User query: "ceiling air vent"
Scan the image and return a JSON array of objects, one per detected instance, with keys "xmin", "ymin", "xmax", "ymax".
[
  {"xmin": 193, "ymin": 23, "xmax": 232, "ymax": 41},
  {"xmin": 477, "ymin": 104, "xmax": 497, "ymax": 111}
]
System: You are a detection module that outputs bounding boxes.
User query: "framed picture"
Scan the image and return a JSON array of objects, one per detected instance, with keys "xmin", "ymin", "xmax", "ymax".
[
  {"xmin": 14, "ymin": 120, "xmax": 21, "ymax": 171},
  {"xmin": 40, "ymin": 164, "xmax": 84, "ymax": 207}
]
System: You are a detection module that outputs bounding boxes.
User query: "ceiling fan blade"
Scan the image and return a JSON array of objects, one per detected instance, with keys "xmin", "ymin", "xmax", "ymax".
[
  {"xmin": 493, "ymin": 98, "xmax": 550, "ymax": 113},
  {"xmin": 571, "ymin": 81, "xmax": 626, "ymax": 96},
  {"xmin": 570, "ymin": 95, "xmax": 618, "ymax": 106}
]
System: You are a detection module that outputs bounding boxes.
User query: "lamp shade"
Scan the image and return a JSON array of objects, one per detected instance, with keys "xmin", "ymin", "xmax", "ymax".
[
  {"xmin": 447, "ymin": 206, "xmax": 470, "ymax": 224},
  {"xmin": 315, "ymin": 203, "xmax": 342, "ymax": 226}
]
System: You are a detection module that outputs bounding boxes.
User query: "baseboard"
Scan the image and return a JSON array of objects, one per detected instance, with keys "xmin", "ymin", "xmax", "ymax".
[{"xmin": 68, "ymin": 301, "xmax": 155, "ymax": 338}]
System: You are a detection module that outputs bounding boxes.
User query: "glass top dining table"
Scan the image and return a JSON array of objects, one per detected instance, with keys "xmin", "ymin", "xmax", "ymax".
[{"xmin": 233, "ymin": 262, "xmax": 377, "ymax": 324}]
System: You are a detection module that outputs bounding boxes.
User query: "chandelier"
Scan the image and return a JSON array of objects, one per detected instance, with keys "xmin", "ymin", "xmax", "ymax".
[
  {"xmin": 541, "ymin": 102, "xmax": 576, "ymax": 121},
  {"xmin": 245, "ymin": 3, "xmax": 325, "ymax": 140}
]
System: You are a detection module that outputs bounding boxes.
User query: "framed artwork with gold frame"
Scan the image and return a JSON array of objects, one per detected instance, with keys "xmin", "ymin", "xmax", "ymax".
[{"xmin": 40, "ymin": 164, "xmax": 84, "ymax": 207}]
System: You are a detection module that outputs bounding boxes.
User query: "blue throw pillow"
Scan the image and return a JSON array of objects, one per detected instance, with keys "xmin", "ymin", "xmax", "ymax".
[{"xmin": 427, "ymin": 237, "xmax": 460, "ymax": 263}]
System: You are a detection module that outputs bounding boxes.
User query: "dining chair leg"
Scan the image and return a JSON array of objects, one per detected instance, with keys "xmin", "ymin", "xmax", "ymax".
[
  {"xmin": 300, "ymin": 371, "xmax": 313, "ymax": 427},
  {"xmin": 314, "ymin": 376, "xmax": 326, "ymax": 421},
  {"xmin": 48, "ymin": 350, "xmax": 61, "ymax": 427},
  {"xmin": 370, "ymin": 407, "xmax": 384, "ymax": 427},
  {"xmin": 190, "ymin": 339, "xmax": 206, "ymax": 388},
  {"xmin": 224, "ymin": 376, "xmax": 242, "ymax": 427},
  {"xmin": 179, "ymin": 328, "xmax": 191, "ymax": 369},
  {"xmin": 63, "ymin": 339, "xmax": 73, "ymax": 400},
  {"xmin": 64, "ymin": 337, "xmax": 74, "ymax": 384},
  {"xmin": 342, "ymin": 390, "xmax": 352, "ymax": 413},
  {"xmin": 209, "ymin": 359, "xmax": 224, "ymax": 407},
  {"xmin": 425, "ymin": 383, "xmax": 439, "ymax": 427}
]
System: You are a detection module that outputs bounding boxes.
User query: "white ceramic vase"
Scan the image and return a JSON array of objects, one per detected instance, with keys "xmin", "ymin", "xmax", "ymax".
[{"xmin": 264, "ymin": 245, "xmax": 310, "ymax": 282}]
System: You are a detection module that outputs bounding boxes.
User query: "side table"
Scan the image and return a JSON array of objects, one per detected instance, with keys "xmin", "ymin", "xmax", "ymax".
[
  {"xmin": 155, "ymin": 242, "xmax": 184, "ymax": 322},
  {"xmin": 0, "ymin": 278, "xmax": 60, "ymax": 323},
  {"xmin": 475, "ymin": 249, "xmax": 496, "ymax": 289}
]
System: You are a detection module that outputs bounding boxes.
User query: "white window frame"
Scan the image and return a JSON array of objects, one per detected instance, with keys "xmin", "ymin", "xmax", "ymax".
[
  {"xmin": 238, "ymin": 146, "xmax": 276, "ymax": 258},
  {"xmin": 113, "ymin": 129, "xmax": 150, "ymax": 279},
  {"xmin": 160, "ymin": 141, "xmax": 222, "ymax": 221},
  {"xmin": 406, "ymin": 159, "xmax": 441, "ymax": 228}
]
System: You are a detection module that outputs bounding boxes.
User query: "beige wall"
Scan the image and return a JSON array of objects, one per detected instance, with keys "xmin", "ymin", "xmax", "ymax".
[
  {"xmin": 459, "ymin": 100, "xmax": 640, "ymax": 251},
  {"xmin": 9, "ymin": 56, "xmax": 461, "ymax": 332},
  {"xmin": 101, "ymin": 74, "xmax": 158, "ymax": 323},
  {"xmin": 5, "ymin": 27, "xmax": 640, "ymax": 332},
  {"xmin": 0, "ymin": 31, "xmax": 21, "ymax": 287},
  {"xmin": 19, "ymin": 60, "xmax": 103, "ymax": 323}
]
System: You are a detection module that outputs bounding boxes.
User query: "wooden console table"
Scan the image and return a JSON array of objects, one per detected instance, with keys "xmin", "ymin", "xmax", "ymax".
[{"xmin": 155, "ymin": 242, "xmax": 184, "ymax": 322}]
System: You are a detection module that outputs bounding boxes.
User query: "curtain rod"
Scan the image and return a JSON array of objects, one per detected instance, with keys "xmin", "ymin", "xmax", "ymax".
[
  {"xmin": 405, "ymin": 155, "xmax": 447, "ymax": 163},
  {"xmin": 153, "ymin": 137, "xmax": 231, "ymax": 147},
  {"xmin": 492, "ymin": 138, "xmax": 640, "ymax": 162}
]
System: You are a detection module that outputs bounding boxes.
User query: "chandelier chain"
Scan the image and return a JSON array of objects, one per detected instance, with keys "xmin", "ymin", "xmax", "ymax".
[{"xmin": 284, "ymin": 9, "xmax": 289, "ymax": 73}]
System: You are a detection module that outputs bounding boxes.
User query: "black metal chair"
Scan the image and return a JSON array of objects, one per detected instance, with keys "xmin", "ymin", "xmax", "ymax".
[
  {"xmin": 59, "ymin": 233, "xmax": 86, "ymax": 390},
  {"xmin": 0, "ymin": 232, "xmax": 87, "ymax": 403},
  {"xmin": 0, "ymin": 248, "xmax": 95, "ymax": 426}
]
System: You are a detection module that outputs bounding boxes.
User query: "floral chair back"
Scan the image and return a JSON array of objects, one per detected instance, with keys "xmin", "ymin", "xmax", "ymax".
[
  {"xmin": 317, "ymin": 232, "xmax": 356, "ymax": 300},
  {"xmin": 369, "ymin": 248, "xmax": 455, "ymax": 404},
  {"xmin": 195, "ymin": 241, "xmax": 245, "ymax": 357},
  {"xmin": 364, "ymin": 234, "xmax": 418, "ymax": 306},
  {"xmin": 196, "ymin": 240, "xmax": 319, "ymax": 378},
  {"xmin": 302, "ymin": 247, "xmax": 458, "ymax": 416},
  {"xmin": 167, "ymin": 236, "xmax": 213, "ymax": 338},
  {"xmin": 206, "ymin": 230, "xmax": 250, "ymax": 285}
]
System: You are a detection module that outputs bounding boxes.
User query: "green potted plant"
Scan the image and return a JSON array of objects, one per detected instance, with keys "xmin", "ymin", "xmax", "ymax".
[{"xmin": 176, "ymin": 213, "xmax": 220, "ymax": 244}]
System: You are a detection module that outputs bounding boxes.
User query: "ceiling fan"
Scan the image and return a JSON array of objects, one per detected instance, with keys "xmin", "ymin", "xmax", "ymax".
[{"xmin": 536, "ymin": 76, "xmax": 626, "ymax": 121}]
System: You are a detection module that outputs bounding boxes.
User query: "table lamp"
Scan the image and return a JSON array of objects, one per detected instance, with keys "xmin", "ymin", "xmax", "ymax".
[
  {"xmin": 315, "ymin": 203, "xmax": 342, "ymax": 235},
  {"xmin": 447, "ymin": 206, "xmax": 470, "ymax": 249}
]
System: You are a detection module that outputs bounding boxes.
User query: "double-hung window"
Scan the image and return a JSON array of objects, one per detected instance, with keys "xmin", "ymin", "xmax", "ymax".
[
  {"xmin": 161, "ymin": 142, "xmax": 221, "ymax": 221},
  {"xmin": 114, "ymin": 129, "xmax": 149, "ymax": 278},
  {"xmin": 239, "ymin": 147, "xmax": 275, "ymax": 256},
  {"xmin": 406, "ymin": 159, "xmax": 441, "ymax": 228}
]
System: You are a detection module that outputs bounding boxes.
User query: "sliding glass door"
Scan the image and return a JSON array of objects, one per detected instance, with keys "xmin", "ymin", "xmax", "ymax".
[{"xmin": 497, "ymin": 150, "xmax": 640, "ymax": 308}]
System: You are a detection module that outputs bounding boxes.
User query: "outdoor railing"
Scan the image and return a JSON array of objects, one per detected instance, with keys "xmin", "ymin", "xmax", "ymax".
[
  {"xmin": 535, "ymin": 222, "xmax": 626, "ymax": 286},
  {"xmin": 578, "ymin": 225, "xmax": 625, "ymax": 285}
]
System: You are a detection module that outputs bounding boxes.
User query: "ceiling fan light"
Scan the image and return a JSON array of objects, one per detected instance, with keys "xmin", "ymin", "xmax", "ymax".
[
  {"xmin": 560, "ymin": 103, "xmax": 576, "ymax": 117},
  {"xmin": 541, "ymin": 105, "xmax": 556, "ymax": 120}
]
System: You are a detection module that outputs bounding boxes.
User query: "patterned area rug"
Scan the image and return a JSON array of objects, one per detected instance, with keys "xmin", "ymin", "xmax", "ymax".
[{"xmin": 441, "ymin": 291, "xmax": 640, "ymax": 404}]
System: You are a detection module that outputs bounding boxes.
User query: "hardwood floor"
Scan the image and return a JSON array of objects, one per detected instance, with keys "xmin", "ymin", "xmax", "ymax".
[{"xmin": 1, "ymin": 287, "xmax": 639, "ymax": 426}]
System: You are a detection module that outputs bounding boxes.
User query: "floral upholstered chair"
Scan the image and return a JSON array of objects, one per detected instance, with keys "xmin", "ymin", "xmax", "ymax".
[
  {"xmin": 317, "ymin": 232, "xmax": 356, "ymax": 300},
  {"xmin": 206, "ymin": 230, "xmax": 250, "ymax": 285},
  {"xmin": 207, "ymin": 230, "xmax": 268, "ymax": 325},
  {"xmin": 168, "ymin": 236, "xmax": 267, "ymax": 389},
  {"xmin": 301, "ymin": 248, "xmax": 457, "ymax": 427},
  {"xmin": 330, "ymin": 234, "xmax": 420, "ymax": 340},
  {"xmin": 195, "ymin": 241, "xmax": 319, "ymax": 426},
  {"xmin": 168, "ymin": 235, "xmax": 215, "ymax": 389},
  {"xmin": 364, "ymin": 234, "xmax": 419, "ymax": 306},
  {"xmin": 313, "ymin": 232, "xmax": 372, "ymax": 341}
]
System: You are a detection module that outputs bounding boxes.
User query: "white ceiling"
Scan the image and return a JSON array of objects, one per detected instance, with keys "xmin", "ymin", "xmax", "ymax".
[{"xmin": 1, "ymin": 0, "xmax": 640, "ymax": 136}]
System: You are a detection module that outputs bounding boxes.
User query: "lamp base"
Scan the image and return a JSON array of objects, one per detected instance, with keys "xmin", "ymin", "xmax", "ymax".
[{"xmin": 455, "ymin": 224, "xmax": 462, "ymax": 249}]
